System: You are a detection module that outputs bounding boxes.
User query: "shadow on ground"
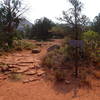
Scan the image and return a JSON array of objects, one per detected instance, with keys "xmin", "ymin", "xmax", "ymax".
[{"xmin": 50, "ymin": 77, "xmax": 92, "ymax": 99}]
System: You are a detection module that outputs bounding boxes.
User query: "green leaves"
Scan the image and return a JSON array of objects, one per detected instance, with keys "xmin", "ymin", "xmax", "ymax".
[
  {"xmin": 31, "ymin": 17, "xmax": 55, "ymax": 40},
  {"xmin": 0, "ymin": 0, "xmax": 25, "ymax": 47},
  {"xmin": 82, "ymin": 30, "xmax": 99, "ymax": 41},
  {"xmin": 92, "ymin": 13, "xmax": 100, "ymax": 34}
]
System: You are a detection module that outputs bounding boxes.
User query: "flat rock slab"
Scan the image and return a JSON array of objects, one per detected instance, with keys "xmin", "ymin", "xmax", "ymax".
[
  {"xmin": 25, "ymin": 70, "xmax": 37, "ymax": 75},
  {"xmin": 34, "ymin": 63, "xmax": 41, "ymax": 68},
  {"xmin": 0, "ymin": 76, "xmax": 7, "ymax": 80},
  {"xmin": 16, "ymin": 67, "xmax": 29, "ymax": 73},
  {"xmin": 37, "ymin": 69, "xmax": 45, "ymax": 76},
  {"xmin": 23, "ymin": 77, "xmax": 40, "ymax": 83},
  {"xmin": 16, "ymin": 60, "xmax": 34, "ymax": 63},
  {"xmin": 14, "ymin": 63, "xmax": 34, "ymax": 67}
]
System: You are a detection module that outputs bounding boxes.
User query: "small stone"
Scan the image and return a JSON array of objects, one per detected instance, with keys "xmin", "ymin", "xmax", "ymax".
[
  {"xmin": 36, "ymin": 43, "xmax": 42, "ymax": 46},
  {"xmin": 32, "ymin": 49, "xmax": 41, "ymax": 54},
  {"xmin": 65, "ymin": 80, "xmax": 71, "ymax": 84}
]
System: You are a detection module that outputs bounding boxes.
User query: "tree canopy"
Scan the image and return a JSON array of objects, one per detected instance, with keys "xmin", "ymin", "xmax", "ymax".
[
  {"xmin": 30, "ymin": 17, "xmax": 55, "ymax": 40},
  {"xmin": 92, "ymin": 13, "xmax": 100, "ymax": 34},
  {"xmin": 0, "ymin": 0, "xmax": 27, "ymax": 47},
  {"xmin": 59, "ymin": 0, "xmax": 89, "ymax": 39}
]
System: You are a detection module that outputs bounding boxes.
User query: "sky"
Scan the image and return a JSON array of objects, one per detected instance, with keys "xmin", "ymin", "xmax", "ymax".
[
  {"xmin": 23, "ymin": 0, "xmax": 100, "ymax": 23},
  {"xmin": 0, "ymin": 0, "xmax": 100, "ymax": 23}
]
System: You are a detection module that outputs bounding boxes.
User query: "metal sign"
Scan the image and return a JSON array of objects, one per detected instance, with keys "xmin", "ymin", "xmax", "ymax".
[{"xmin": 68, "ymin": 40, "xmax": 84, "ymax": 48}]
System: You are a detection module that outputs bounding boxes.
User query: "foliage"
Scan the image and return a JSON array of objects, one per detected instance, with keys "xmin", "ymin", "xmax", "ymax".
[
  {"xmin": 23, "ymin": 24, "xmax": 32, "ymax": 39},
  {"xmin": 92, "ymin": 13, "xmax": 100, "ymax": 34},
  {"xmin": 43, "ymin": 47, "xmax": 68, "ymax": 69},
  {"xmin": 14, "ymin": 30, "xmax": 24, "ymax": 40},
  {"xmin": 9, "ymin": 73, "xmax": 22, "ymax": 81},
  {"xmin": 13, "ymin": 40, "xmax": 36, "ymax": 50},
  {"xmin": 30, "ymin": 17, "xmax": 55, "ymax": 40},
  {"xmin": 53, "ymin": 69, "xmax": 66, "ymax": 81},
  {"xmin": 82, "ymin": 30, "xmax": 100, "ymax": 61},
  {"xmin": 59, "ymin": 0, "xmax": 90, "ymax": 39},
  {"xmin": 42, "ymin": 47, "xmax": 68, "ymax": 81},
  {"xmin": 0, "ymin": 39, "xmax": 36, "ymax": 52},
  {"xmin": 49, "ymin": 25, "xmax": 65, "ymax": 38},
  {"xmin": 82, "ymin": 30, "xmax": 99, "ymax": 50},
  {"xmin": 58, "ymin": 0, "xmax": 90, "ymax": 77},
  {"xmin": 82, "ymin": 30, "xmax": 99, "ymax": 42},
  {"xmin": 0, "ymin": 0, "xmax": 26, "ymax": 47},
  {"xmin": 63, "ymin": 36, "xmax": 71, "ymax": 45},
  {"xmin": 0, "ymin": 30, "xmax": 24, "ymax": 51}
]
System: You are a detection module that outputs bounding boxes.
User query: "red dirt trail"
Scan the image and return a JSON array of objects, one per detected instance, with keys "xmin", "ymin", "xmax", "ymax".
[{"xmin": 0, "ymin": 39, "xmax": 100, "ymax": 100}]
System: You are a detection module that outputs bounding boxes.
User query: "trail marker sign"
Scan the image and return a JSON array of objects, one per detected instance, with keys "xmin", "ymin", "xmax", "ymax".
[{"xmin": 68, "ymin": 40, "xmax": 84, "ymax": 48}]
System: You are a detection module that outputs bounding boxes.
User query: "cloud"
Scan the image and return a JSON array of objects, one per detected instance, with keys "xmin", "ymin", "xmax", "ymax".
[{"xmin": 0, "ymin": 0, "xmax": 99, "ymax": 23}]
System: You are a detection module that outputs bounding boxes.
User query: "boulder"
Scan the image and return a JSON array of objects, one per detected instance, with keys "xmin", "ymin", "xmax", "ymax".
[
  {"xmin": 47, "ymin": 44, "xmax": 60, "ymax": 52},
  {"xmin": 32, "ymin": 49, "xmax": 41, "ymax": 54}
]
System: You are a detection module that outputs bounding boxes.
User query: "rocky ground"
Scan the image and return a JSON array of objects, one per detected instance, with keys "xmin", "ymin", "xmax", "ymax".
[{"xmin": 0, "ymin": 39, "xmax": 99, "ymax": 100}]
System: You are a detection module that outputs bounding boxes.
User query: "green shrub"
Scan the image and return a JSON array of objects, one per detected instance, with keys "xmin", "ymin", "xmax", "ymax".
[
  {"xmin": 9, "ymin": 73, "xmax": 22, "ymax": 81},
  {"xmin": 53, "ymin": 69, "xmax": 66, "ymax": 81},
  {"xmin": 82, "ymin": 30, "xmax": 99, "ymax": 41},
  {"xmin": 43, "ymin": 47, "xmax": 68, "ymax": 69},
  {"xmin": 13, "ymin": 30, "xmax": 24, "ymax": 40},
  {"xmin": 82, "ymin": 30, "xmax": 99, "ymax": 49},
  {"xmin": 42, "ymin": 45, "xmax": 71, "ymax": 81},
  {"xmin": 0, "ymin": 39, "xmax": 36, "ymax": 53},
  {"xmin": 63, "ymin": 36, "xmax": 71, "ymax": 45},
  {"xmin": 82, "ymin": 30, "xmax": 100, "ymax": 62},
  {"xmin": 13, "ymin": 40, "xmax": 36, "ymax": 50}
]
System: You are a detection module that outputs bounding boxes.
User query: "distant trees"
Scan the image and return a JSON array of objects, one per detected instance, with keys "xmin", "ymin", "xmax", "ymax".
[
  {"xmin": 0, "ymin": 0, "xmax": 27, "ymax": 47},
  {"xmin": 49, "ymin": 25, "xmax": 66, "ymax": 38},
  {"xmin": 59, "ymin": 0, "xmax": 89, "ymax": 39},
  {"xmin": 50, "ymin": 26, "xmax": 65, "ymax": 35},
  {"xmin": 92, "ymin": 13, "xmax": 100, "ymax": 34},
  {"xmin": 30, "ymin": 17, "xmax": 55, "ymax": 40},
  {"xmin": 23, "ymin": 25, "xmax": 32, "ymax": 39}
]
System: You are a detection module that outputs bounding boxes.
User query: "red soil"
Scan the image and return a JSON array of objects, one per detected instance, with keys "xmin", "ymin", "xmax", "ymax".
[{"xmin": 0, "ymin": 39, "xmax": 99, "ymax": 100}]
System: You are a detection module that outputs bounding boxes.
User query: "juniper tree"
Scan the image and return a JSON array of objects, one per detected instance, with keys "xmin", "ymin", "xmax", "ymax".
[{"xmin": 0, "ymin": 0, "xmax": 27, "ymax": 47}]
